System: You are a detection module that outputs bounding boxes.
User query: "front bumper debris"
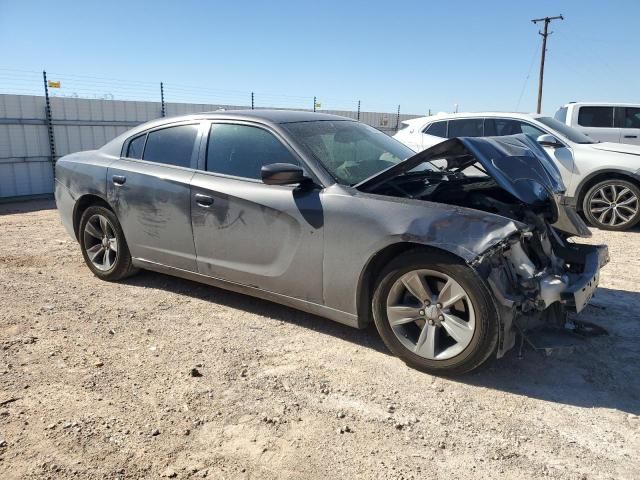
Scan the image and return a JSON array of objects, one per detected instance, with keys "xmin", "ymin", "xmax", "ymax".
[
  {"xmin": 484, "ymin": 237, "xmax": 609, "ymax": 358},
  {"xmin": 560, "ymin": 244, "xmax": 609, "ymax": 313}
]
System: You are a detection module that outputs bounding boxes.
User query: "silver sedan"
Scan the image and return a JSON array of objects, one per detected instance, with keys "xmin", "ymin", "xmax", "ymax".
[{"xmin": 55, "ymin": 110, "xmax": 608, "ymax": 375}]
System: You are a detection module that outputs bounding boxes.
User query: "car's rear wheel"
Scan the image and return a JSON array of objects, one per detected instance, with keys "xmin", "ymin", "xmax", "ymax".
[
  {"xmin": 79, "ymin": 206, "xmax": 137, "ymax": 281},
  {"xmin": 372, "ymin": 251, "xmax": 499, "ymax": 376},
  {"xmin": 582, "ymin": 179, "xmax": 640, "ymax": 231}
]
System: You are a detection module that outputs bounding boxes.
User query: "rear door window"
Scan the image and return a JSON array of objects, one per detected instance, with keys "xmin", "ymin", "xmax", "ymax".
[
  {"xmin": 142, "ymin": 124, "xmax": 199, "ymax": 168},
  {"xmin": 447, "ymin": 119, "xmax": 483, "ymax": 138},
  {"xmin": 578, "ymin": 107, "xmax": 614, "ymax": 127},
  {"xmin": 624, "ymin": 108, "xmax": 640, "ymax": 128},
  {"xmin": 423, "ymin": 121, "xmax": 447, "ymax": 138},
  {"xmin": 126, "ymin": 134, "xmax": 146, "ymax": 159}
]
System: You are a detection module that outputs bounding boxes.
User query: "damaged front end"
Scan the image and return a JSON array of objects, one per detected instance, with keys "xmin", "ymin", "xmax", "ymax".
[
  {"xmin": 357, "ymin": 134, "xmax": 609, "ymax": 357},
  {"xmin": 473, "ymin": 220, "xmax": 608, "ymax": 357}
]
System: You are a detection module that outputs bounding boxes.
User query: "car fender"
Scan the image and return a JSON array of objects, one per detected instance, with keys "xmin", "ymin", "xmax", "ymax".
[{"xmin": 321, "ymin": 187, "xmax": 525, "ymax": 320}]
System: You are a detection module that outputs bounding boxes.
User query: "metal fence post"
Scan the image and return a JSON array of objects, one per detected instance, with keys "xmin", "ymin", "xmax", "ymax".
[
  {"xmin": 357, "ymin": 100, "xmax": 361, "ymax": 121},
  {"xmin": 395, "ymin": 104, "xmax": 401, "ymax": 131},
  {"xmin": 160, "ymin": 82, "xmax": 166, "ymax": 117},
  {"xmin": 42, "ymin": 70, "xmax": 57, "ymax": 167},
  {"xmin": 313, "ymin": 96, "xmax": 316, "ymax": 112},
  {"xmin": 251, "ymin": 92, "xmax": 254, "ymax": 110}
]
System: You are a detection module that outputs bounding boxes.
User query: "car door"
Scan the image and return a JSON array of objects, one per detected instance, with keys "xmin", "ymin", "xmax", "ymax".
[
  {"xmin": 107, "ymin": 122, "xmax": 202, "ymax": 271},
  {"xmin": 575, "ymin": 106, "xmax": 621, "ymax": 143},
  {"xmin": 620, "ymin": 107, "xmax": 640, "ymax": 145},
  {"xmin": 190, "ymin": 121, "xmax": 324, "ymax": 303}
]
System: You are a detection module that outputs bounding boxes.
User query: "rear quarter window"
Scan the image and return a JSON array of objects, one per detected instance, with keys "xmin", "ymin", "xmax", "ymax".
[
  {"xmin": 423, "ymin": 121, "xmax": 447, "ymax": 138},
  {"xmin": 126, "ymin": 134, "xmax": 146, "ymax": 159}
]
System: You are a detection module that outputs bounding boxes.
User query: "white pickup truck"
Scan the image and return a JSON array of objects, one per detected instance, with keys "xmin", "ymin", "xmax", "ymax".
[{"xmin": 554, "ymin": 102, "xmax": 640, "ymax": 145}]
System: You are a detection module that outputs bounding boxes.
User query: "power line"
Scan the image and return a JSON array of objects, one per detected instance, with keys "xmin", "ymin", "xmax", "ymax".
[
  {"xmin": 515, "ymin": 42, "xmax": 540, "ymax": 112},
  {"xmin": 531, "ymin": 14, "xmax": 564, "ymax": 113}
]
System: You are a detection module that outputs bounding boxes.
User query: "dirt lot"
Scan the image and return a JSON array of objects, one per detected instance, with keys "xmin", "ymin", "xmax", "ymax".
[{"xmin": 0, "ymin": 199, "xmax": 639, "ymax": 480}]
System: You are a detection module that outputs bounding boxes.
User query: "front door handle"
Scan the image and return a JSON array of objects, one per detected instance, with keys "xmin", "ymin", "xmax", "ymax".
[
  {"xmin": 624, "ymin": 135, "xmax": 638, "ymax": 139},
  {"xmin": 195, "ymin": 194, "xmax": 214, "ymax": 207},
  {"xmin": 112, "ymin": 175, "xmax": 126, "ymax": 186}
]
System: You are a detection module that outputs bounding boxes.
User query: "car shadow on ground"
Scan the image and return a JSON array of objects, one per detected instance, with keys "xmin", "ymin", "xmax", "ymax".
[
  {"xmin": 123, "ymin": 270, "xmax": 391, "ymax": 354},
  {"xmin": 125, "ymin": 271, "xmax": 640, "ymax": 415},
  {"xmin": 0, "ymin": 197, "xmax": 55, "ymax": 215},
  {"xmin": 456, "ymin": 286, "xmax": 640, "ymax": 415}
]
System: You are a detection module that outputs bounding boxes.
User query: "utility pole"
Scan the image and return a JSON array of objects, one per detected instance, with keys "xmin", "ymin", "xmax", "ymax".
[{"xmin": 531, "ymin": 14, "xmax": 564, "ymax": 113}]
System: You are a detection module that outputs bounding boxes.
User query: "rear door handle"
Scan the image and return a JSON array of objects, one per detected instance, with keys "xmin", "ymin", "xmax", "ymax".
[
  {"xmin": 624, "ymin": 135, "xmax": 638, "ymax": 138},
  {"xmin": 112, "ymin": 175, "xmax": 126, "ymax": 186},
  {"xmin": 195, "ymin": 194, "xmax": 214, "ymax": 207}
]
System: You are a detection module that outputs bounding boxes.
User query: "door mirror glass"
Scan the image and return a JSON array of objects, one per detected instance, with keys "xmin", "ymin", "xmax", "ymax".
[
  {"xmin": 537, "ymin": 134, "xmax": 563, "ymax": 148},
  {"xmin": 261, "ymin": 163, "xmax": 306, "ymax": 185}
]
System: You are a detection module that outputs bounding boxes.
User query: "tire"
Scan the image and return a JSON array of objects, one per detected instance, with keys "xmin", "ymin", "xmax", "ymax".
[
  {"xmin": 372, "ymin": 250, "xmax": 499, "ymax": 376},
  {"xmin": 582, "ymin": 179, "xmax": 640, "ymax": 231},
  {"xmin": 78, "ymin": 206, "xmax": 138, "ymax": 281}
]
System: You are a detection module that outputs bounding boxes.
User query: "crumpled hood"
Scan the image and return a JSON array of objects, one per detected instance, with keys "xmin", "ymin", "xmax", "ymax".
[
  {"xmin": 589, "ymin": 142, "xmax": 640, "ymax": 156},
  {"xmin": 356, "ymin": 134, "xmax": 590, "ymax": 237},
  {"xmin": 357, "ymin": 134, "xmax": 566, "ymax": 206}
]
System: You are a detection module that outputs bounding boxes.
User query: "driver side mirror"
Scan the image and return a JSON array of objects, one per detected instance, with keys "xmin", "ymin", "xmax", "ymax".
[
  {"xmin": 537, "ymin": 134, "xmax": 563, "ymax": 148},
  {"xmin": 261, "ymin": 163, "xmax": 306, "ymax": 185}
]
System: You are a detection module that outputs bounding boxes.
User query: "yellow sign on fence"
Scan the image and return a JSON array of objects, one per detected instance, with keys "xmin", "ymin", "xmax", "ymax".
[{"xmin": 47, "ymin": 81, "xmax": 61, "ymax": 88}]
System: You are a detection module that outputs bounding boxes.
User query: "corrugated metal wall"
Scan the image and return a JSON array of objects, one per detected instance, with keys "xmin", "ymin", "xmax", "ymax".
[{"xmin": 0, "ymin": 94, "xmax": 420, "ymax": 199}]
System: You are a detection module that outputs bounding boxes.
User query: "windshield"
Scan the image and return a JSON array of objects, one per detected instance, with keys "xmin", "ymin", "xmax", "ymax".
[
  {"xmin": 536, "ymin": 116, "xmax": 596, "ymax": 144},
  {"xmin": 283, "ymin": 120, "xmax": 418, "ymax": 185}
]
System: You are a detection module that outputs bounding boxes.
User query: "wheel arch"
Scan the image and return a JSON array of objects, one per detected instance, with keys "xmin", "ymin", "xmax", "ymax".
[
  {"xmin": 355, "ymin": 242, "xmax": 467, "ymax": 328},
  {"xmin": 73, "ymin": 194, "xmax": 114, "ymax": 240},
  {"xmin": 575, "ymin": 169, "xmax": 640, "ymax": 212}
]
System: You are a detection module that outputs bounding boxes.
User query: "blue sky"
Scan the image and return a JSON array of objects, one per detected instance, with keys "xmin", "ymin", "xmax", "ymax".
[{"xmin": 0, "ymin": 0, "xmax": 637, "ymax": 115}]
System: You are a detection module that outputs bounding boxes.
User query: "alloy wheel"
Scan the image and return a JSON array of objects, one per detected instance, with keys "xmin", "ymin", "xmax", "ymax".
[
  {"xmin": 589, "ymin": 184, "xmax": 639, "ymax": 228},
  {"xmin": 386, "ymin": 269, "xmax": 476, "ymax": 360},
  {"xmin": 83, "ymin": 214, "xmax": 118, "ymax": 271}
]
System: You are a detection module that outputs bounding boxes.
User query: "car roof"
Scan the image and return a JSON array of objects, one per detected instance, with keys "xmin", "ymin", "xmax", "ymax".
[
  {"xmin": 163, "ymin": 109, "xmax": 352, "ymax": 124},
  {"xmin": 99, "ymin": 109, "xmax": 355, "ymax": 156},
  {"xmin": 405, "ymin": 112, "xmax": 544, "ymax": 124},
  {"xmin": 561, "ymin": 102, "xmax": 640, "ymax": 108}
]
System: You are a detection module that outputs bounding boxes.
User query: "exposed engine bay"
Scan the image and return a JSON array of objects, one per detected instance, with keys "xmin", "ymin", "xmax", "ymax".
[{"xmin": 357, "ymin": 136, "xmax": 609, "ymax": 356}]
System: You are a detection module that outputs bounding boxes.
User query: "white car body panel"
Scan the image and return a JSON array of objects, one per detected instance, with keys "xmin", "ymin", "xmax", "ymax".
[{"xmin": 393, "ymin": 112, "xmax": 640, "ymax": 202}]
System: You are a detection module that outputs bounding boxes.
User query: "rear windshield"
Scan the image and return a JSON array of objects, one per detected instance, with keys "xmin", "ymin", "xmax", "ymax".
[{"xmin": 554, "ymin": 107, "xmax": 568, "ymax": 123}]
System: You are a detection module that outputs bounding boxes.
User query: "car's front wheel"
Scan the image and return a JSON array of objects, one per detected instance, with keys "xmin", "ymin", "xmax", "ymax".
[
  {"xmin": 78, "ymin": 206, "xmax": 137, "ymax": 281},
  {"xmin": 372, "ymin": 251, "xmax": 499, "ymax": 376},
  {"xmin": 582, "ymin": 179, "xmax": 640, "ymax": 231}
]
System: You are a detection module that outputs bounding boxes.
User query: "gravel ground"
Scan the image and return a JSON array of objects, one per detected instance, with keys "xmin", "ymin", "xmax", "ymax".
[{"xmin": 1, "ymin": 199, "xmax": 639, "ymax": 480}]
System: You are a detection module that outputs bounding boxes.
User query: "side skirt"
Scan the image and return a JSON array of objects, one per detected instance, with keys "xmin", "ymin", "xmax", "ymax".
[{"xmin": 132, "ymin": 258, "xmax": 360, "ymax": 328}]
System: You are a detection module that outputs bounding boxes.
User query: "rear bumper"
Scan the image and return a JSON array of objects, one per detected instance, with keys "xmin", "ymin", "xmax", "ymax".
[{"xmin": 561, "ymin": 244, "xmax": 609, "ymax": 313}]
